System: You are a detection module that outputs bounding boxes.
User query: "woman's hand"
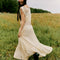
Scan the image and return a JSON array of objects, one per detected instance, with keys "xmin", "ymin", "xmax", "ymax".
[{"xmin": 18, "ymin": 32, "xmax": 21, "ymax": 38}]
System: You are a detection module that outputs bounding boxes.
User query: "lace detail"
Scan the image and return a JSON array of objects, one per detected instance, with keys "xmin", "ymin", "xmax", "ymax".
[
  {"xmin": 20, "ymin": 6, "xmax": 30, "ymax": 15},
  {"xmin": 20, "ymin": 6, "xmax": 31, "ymax": 25},
  {"xmin": 20, "ymin": 6, "xmax": 25, "ymax": 15}
]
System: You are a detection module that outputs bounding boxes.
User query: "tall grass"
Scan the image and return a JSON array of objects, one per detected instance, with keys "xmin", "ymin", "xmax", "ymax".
[{"xmin": 0, "ymin": 13, "xmax": 60, "ymax": 60}]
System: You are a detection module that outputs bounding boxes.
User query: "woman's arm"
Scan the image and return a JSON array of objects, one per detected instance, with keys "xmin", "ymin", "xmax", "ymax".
[{"xmin": 18, "ymin": 7, "xmax": 26, "ymax": 34}]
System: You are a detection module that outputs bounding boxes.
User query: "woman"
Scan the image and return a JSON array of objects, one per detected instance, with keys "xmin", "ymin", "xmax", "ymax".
[{"xmin": 13, "ymin": 0, "xmax": 53, "ymax": 60}]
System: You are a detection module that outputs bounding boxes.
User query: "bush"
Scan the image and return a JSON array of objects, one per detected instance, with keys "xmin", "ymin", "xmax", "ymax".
[{"xmin": 0, "ymin": 0, "xmax": 18, "ymax": 13}]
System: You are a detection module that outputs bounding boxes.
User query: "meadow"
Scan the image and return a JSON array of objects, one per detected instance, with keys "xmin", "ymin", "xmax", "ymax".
[{"xmin": 0, "ymin": 13, "xmax": 60, "ymax": 60}]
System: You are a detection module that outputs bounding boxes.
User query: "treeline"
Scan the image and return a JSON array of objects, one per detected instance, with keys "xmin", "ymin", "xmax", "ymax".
[
  {"xmin": 0, "ymin": 0, "xmax": 18, "ymax": 13},
  {"xmin": 30, "ymin": 8, "xmax": 51, "ymax": 13},
  {"xmin": 0, "ymin": 0, "xmax": 51, "ymax": 13}
]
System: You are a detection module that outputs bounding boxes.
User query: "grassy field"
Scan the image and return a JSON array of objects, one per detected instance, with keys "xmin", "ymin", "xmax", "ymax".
[{"xmin": 0, "ymin": 13, "xmax": 60, "ymax": 60}]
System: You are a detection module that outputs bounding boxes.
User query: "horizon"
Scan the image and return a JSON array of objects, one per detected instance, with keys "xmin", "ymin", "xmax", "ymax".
[{"xmin": 27, "ymin": 0, "xmax": 60, "ymax": 13}]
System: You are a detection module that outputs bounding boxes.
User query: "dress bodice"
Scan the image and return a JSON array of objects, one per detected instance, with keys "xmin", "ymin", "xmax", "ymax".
[{"xmin": 20, "ymin": 6, "xmax": 31, "ymax": 26}]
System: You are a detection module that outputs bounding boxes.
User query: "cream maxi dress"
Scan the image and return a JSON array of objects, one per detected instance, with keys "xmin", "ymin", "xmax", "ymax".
[{"xmin": 13, "ymin": 6, "xmax": 53, "ymax": 60}]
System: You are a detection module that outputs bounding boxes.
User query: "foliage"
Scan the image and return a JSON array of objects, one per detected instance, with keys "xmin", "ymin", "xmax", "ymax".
[
  {"xmin": 0, "ymin": 13, "xmax": 60, "ymax": 60},
  {"xmin": 0, "ymin": 0, "xmax": 51, "ymax": 13}
]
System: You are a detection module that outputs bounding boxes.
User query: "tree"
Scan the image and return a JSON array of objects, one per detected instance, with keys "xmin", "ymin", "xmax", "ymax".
[{"xmin": 1, "ymin": 0, "xmax": 18, "ymax": 13}]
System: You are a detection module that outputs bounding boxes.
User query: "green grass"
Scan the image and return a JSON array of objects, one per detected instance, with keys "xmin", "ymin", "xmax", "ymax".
[{"xmin": 0, "ymin": 13, "xmax": 60, "ymax": 60}]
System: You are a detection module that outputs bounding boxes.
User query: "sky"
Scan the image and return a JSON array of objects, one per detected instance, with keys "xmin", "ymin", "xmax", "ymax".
[{"xmin": 27, "ymin": 0, "xmax": 60, "ymax": 13}]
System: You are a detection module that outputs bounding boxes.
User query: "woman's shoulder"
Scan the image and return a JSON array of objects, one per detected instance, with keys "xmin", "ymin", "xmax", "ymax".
[
  {"xmin": 21, "ymin": 5, "xmax": 30, "ymax": 9},
  {"xmin": 24, "ymin": 5, "xmax": 30, "ymax": 8},
  {"xmin": 20, "ymin": 6, "xmax": 23, "ymax": 9},
  {"xmin": 20, "ymin": 5, "xmax": 30, "ymax": 14}
]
